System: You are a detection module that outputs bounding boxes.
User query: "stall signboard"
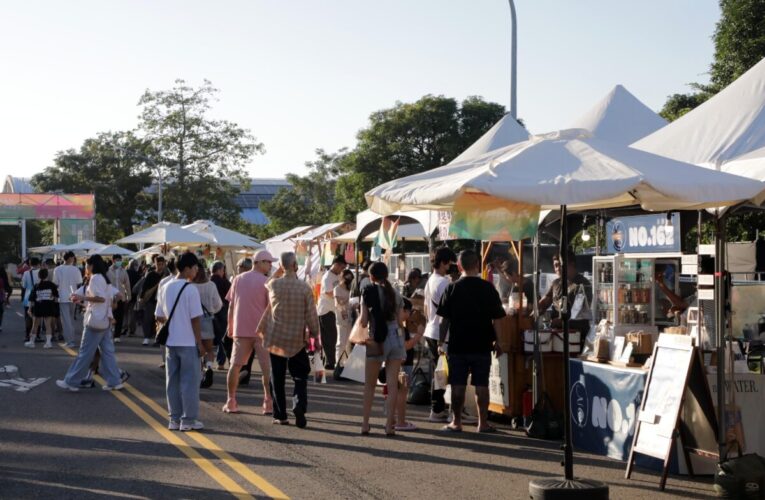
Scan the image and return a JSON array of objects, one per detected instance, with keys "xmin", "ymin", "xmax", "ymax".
[
  {"xmin": 606, "ymin": 213, "xmax": 680, "ymax": 254},
  {"xmin": 569, "ymin": 359, "xmax": 646, "ymax": 461}
]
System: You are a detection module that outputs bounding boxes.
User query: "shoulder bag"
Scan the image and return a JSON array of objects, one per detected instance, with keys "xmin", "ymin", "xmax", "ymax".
[{"xmin": 155, "ymin": 283, "xmax": 189, "ymax": 346}]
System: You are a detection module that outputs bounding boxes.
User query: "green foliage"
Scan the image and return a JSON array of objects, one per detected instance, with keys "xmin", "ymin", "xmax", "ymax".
[
  {"xmin": 32, "ymin": 131, "xmax": 154, "ymax": 243},
  {"xmin": 0, "ymin": 221, "xmax": 50, "ymax": 265},
  {"xmin": 137, "ymin": 79, "xmax": 263, "ymax": 225},
  {"xmin": 711, "ymin": 0, "xmax": 765, "ymax": 89},
  {"xmin": 261, "ymin": 149, "xmax": 344, "ymax": 234},
  {"xmin": 337, "ymin": 95, "xmax": 505, "ymax": 209},
  {"xmin": 661, "ymin": 1, "xmax": 765, "ymax": 121}
]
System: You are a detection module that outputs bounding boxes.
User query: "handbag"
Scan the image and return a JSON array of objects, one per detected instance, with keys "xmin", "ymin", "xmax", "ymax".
[
  {"xmin": 200, "ymin": 304, "xmax": 214, "ymax": 339},
  {"xmin": 570, "ymin": 284, "xmax": 592, "ymax": 321},
  {"xmin": 155, "ymin": 283, "xmax": 189, "ymax": 346},
  {"xmin": 349, "ymin": 317, "xmax": 369, "ymax": 345},
  {"xmin": 525, "ymin": 392, "xmax": 563, "ymax": 440},
  {"xmin": 333, "ymin": 350, "xmax": 350, "ymax": 381},
  {"xmin": 407, "ymin": 367, "xmax": 430, "ymax": 405}
]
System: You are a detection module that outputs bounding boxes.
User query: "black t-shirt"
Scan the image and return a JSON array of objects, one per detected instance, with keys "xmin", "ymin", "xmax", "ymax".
[
  {"xmin": 437, "ymin": 276, "xmax": 506, "ymax": 355},
  {"xmin": 30, "ymin": 281, "xmax": 59, "ymax": 317},
  {"xmin": 141, "ymin": 270, "xmax": 163, "ymax": 302}
]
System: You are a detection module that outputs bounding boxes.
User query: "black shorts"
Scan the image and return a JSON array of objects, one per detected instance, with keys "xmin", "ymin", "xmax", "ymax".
[{"xmin": 447, "ymin": 352, "xmax": 491, "ymax": 387}]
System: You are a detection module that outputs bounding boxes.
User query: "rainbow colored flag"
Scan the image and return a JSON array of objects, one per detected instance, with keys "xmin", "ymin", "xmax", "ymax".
[
  {"xmin": 375, "ymin": 217, "xmax": 400, "ymax": 250},
  {"xmin": 449, "ymin": 192, "xmax": 539, "ymax": 241}
]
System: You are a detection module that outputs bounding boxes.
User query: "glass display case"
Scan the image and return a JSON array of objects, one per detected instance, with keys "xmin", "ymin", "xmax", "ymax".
[{"xmin": 593, "ymin": 255, "xmax": 680, "ymax": 334}]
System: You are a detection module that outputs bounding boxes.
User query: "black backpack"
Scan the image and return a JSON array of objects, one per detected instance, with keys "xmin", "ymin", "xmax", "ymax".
[
  {"xmin": 525, "ymin": 392, "xmax": 563, "ymax": 440},
  {"xmin": 407, "ymin": 367, "xmax": 430, "ymax": 405}
]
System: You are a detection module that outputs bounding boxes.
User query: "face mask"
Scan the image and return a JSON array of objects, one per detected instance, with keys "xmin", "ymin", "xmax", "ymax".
[{"xmin": 114, "ymin": 261, "xmax": 122, "ymax": 267}]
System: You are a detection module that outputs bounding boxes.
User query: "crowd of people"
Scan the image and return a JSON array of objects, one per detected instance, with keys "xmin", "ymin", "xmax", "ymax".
[{"xmin": 3, "ymin": 244, "xmax": 595, "ymax": 437}]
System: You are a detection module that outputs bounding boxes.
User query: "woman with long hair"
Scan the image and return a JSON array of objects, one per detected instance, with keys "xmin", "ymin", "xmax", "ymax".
[
  {"xmin": 192, "ymin": 262, "xmax": 222, "ymax": 388},
  {"xmin": 359, "ymin": 262, "xmax": 405, "ymax": 436},
  {"xmin": 333, "ymin": 269, "xmax": 354, "ymax": 364},
  {"xmin": 56, "ymin": 254, "xmax": 124, "ymax": 392}
]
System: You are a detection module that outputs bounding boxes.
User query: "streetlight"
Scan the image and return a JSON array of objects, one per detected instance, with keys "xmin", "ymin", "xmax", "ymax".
[
  {"xmin": 113, "ymin": 146, "xmax": 164, "ymax": 222},
  {"xmin": 508, "ymin": 0, "xmax": 518, "ymax": 119}
]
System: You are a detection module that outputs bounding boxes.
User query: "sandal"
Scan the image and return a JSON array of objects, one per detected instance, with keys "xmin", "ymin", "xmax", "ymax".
[
  {"xmin": 222, "ymin": 400, "xmax": 240, "ymax": 414},
  {"xmin": 361, "ymin": 425, "xmax": 371, "ymax": 436},
  {"xmin": 478, "ymin": 425, "xmax": 498, "ymax": 434},
  {"xmin": 441, "ymin": 425, "xmax": 462, "ymax": 433}
]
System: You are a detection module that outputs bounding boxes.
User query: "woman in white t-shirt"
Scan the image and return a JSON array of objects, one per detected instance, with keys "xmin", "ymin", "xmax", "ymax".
[
  {"xmin": 334, "ymin": 269, "xmax": 354, "ymax": 363},
  {"xmin": 57, "ymin": 255, "xmax": 125, "ymax": 392},
  {"xmin": 193, "ymin": 263, "xmax": 222, "ymax": 388}
]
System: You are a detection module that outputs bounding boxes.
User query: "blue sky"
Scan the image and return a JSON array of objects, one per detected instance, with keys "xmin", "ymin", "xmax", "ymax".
[{"xmin": 0, "ymin": 1, "xmax": 720, "ymax": 184}]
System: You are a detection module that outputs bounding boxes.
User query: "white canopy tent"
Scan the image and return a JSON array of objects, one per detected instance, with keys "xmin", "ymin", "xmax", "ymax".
[
  {"xmin": 182, "ymin": 220, "xmax": 262, "ymax": 248},
  {"xmin": 263, "ymin": 225, "xmax": 314, "ymax": 262},
  {"xmin": 116, "ymin": 221, "xmax": 212, "ymax": 246},
  {"xmin": 334, "ymin": 222, "xmax": 431, "ymax": 243},
  {"xmin": 62, "ymin": 240, "xmax": 106, "ymax": 252},
  {"xmin": 721, "ymin": 146, "xmax": 765, "ymax": 205},
  {"xmin": 633, "ymin": 56, "xmax": 765, "ymax": 169},
  {"xmin": 451, "ymin": 113, "xmax": 530, "ymax": 164},
  {"xmin": 90, "ymin": 244, "xmax": 133, "ymax": 256},
  {"xmin": 293, "ymin": 222, "xmax": 349, "ymax": 242},
  {"xmin": 28, "ymin": 243, "xmax": 70, "ymax": 255},
  {"xmin": 367, "ymin": 129, "xmax": 765, "ymax": 214},
  {"xmin": 569, "ymin": 84, "xmax": 667, "ymax": 145}
]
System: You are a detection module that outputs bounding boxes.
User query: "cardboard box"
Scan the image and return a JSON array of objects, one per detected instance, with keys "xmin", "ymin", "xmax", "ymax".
[{"xmin": 626, "ymin": 331, "xmax": 654, "ymax": 355}]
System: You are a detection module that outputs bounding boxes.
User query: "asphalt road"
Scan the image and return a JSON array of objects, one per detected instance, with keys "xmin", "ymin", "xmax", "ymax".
[{"xmin": 0, "ymin": 294, "xmax": 715, "ymax": 499}]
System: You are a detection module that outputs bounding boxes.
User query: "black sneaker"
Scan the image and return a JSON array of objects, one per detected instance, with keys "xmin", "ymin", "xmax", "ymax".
[
  {"xmin": 120, "ymin": 370, "xmax": 131, "ymax": 384},
  {"xmin": 201, "ymin": 367, "xmax": 213, "ymax": 389},
  {"xmin": 295, "ymin": 410, "xmax": 307, "ymax": 429},
  {"xmin": 79, "ymin": 379, "xmax": 96, "ymax": 389}
]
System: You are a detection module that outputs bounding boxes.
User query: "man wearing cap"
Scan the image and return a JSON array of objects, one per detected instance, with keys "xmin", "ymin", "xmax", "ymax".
[
  {"xmin": 223, "ymin": 250, "xmax": 276, "ymax": 415},
  {"xmin": 317, "ymin": 255, "xmax": 347, "ymax": 370}
]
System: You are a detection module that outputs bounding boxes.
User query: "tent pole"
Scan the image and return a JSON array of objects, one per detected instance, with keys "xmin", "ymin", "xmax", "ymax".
[
  {"xmin": 715, "ymin": 212, "xmax": 727, "ymax": 461},
  {"xmin": 532, "ymin": 230, "xmax": 541, "ymax": 406},
  {"xmin": 560, "ymin": 204, "xmax": 574, "ymax": 479}
]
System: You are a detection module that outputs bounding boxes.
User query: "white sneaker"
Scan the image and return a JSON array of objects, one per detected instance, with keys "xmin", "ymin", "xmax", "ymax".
[
  {"xmin": 43, "ymin": 342, "xmax": 53, "ymax": 349},
  {"xmin": 56, "ymin": 379, "xmax": 79, "ymax": 392},
  {"xmin": 114, "ymin": 337, "xmax": 121, "ymax": 343},
  {"xmin": 101, "ymin": 383, "xmax": 125, "ymax": 391},
  {"xmin": 142, "ymin": 338, "xmax": 150, "ymax": 346},
  {"xmin": 428, "ymin": 410, "xmax": 449, "ymax": 422},
  {"xmin": 24, "ymin": 341, "xmax": 35, "ymax": 349},
  {"xmin": 168, "ymin": 421, "xmax": 180, "ymax": 431},
  {"xmin": 180, "ymin": 420, "xmax": 204, "ymax": 431}
]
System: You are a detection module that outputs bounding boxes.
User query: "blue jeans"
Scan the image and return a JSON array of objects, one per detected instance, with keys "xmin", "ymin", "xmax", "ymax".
[
  {"xmin": 166, "ymin": 346, "xmax": 201, "ymax": 424},
  {"xmin": 64, "ymin": 326, "xmax": 122, "ymax": 387}
]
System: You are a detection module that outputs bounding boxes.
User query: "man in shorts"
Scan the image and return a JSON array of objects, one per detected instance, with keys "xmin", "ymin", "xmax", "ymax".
[
  {"xmin": 222, "ymin": 251, "xmax": 276, "ymax": 415},
  {"xmin": 437, "ymin": 249, "xmax": 505, "ymax": 433}
]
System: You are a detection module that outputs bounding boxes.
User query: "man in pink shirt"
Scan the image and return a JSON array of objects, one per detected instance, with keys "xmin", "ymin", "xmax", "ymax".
[{"xmin": 223, "ymin": 250, "xmax": 277, "ymax": 415}]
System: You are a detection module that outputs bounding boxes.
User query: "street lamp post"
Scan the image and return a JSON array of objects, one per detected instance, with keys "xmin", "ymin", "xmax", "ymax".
[{"xmin": 508, "ymin": 0, "xmax": 518, "ymax": 119}]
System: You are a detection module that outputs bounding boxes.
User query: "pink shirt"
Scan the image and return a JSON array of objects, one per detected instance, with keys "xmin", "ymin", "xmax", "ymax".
[{"xmin": 226, "ymin": 270, "xmax": 269, "ymax": 338}]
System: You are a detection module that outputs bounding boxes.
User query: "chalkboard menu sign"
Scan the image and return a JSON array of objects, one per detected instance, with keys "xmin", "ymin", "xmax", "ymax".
[{"xmin": 626, "ymin": 335, "xmax": 718, "ymax": 490}]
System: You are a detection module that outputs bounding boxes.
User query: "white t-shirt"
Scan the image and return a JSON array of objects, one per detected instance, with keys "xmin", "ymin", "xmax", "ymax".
[
  {"xmin": 423, "ymin": 273, "xmax": 450, "ymax": 340},
  {"xmin": 82, "ymin": 274, "xmax": 113, "ymax": 330},
  {"xmin": 155, "ymin": 277, "xmax": 203, "ymax": 347},
  {"xmin": 317, "ymin": 270, "xmax": 340, "ymax": 316},
  {"xmin": 53, "ymin": 265, "xmax": 82, "ymax": 303}
]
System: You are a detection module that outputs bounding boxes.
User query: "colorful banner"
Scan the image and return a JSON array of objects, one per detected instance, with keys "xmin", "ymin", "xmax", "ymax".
[
  {"xmin": 0, "ymin": 194, "xmax": 95, "ymax": 220},
  {"xmin": 449, "ymin": 193, "xmax": 538, "ymax": 242},
  {"xmin": 375, "ymin": 217, "xmax": 400, "ymax": 250}
]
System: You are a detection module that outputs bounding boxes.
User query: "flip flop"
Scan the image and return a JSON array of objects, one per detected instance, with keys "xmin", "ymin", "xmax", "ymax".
[
  {"xmin": 222, "ymin": 401, "xmax": 240, "ymax": 414},
  {"xmin": 441, "ymin": 425, "xmax": 462, "ymax": 433},
  {"xmin": 394, "ymin": 422, "xmax": 418, "ymax": 432}
]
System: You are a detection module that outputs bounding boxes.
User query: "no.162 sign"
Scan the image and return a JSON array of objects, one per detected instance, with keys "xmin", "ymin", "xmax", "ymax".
[{"xmin": 606, "ymin": 213, "xmax": 680, "ymax": 254}]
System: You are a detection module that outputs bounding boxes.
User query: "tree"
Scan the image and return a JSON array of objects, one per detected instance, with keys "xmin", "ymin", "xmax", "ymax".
[
  {"xmin": 261, "ymin": 149, "xmax": 344, "ymax": 234},
  {"xmin": 138, "ymin": 79, "xmax": 263, "ymax": 225},
  {"xmin": 711, "ymin": 0, "xmax": 765, "ymax": 89},
  {"xmin": 333, "ymin": 95, "xmax": 506, "ymax": 220},
  {"xmin": 661, "ymin": 1, "xmax": 765, "ymax": 121},
  {"xmin": 32, "ymin": 131, "xmax": 154, "ymax": 243}
]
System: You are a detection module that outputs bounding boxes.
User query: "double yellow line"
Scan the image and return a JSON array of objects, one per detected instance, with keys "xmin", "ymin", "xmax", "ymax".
[{"xmin": 60, "ymin": 345, "xmax": 289, "ymax": 500}]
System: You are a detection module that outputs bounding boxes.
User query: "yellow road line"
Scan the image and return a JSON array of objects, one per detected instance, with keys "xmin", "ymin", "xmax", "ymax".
[
  {"xmin": 59, "ymin": 345, "xmax": 254, "ymax": 500},
  {"xmin": 125, "ymin": 382, "xmax": 290, "ymax": 499}
]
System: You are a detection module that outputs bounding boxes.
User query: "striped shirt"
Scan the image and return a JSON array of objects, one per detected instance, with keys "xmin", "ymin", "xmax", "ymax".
[{"xmin": 259, "ymin": 272, "xmax": 321, "ymax": 358}]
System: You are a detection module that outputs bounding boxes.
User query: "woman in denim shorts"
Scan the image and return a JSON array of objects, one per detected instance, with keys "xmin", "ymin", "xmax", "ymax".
[{"xmin": 359, "ymin": 262, "xmax": 404, "ymax": 436}]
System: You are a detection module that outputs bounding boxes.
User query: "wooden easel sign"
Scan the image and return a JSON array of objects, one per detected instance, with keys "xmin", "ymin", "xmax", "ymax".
[{"xmin": 625, "ymin": 335, "xmax": 718, "ymax": 490}]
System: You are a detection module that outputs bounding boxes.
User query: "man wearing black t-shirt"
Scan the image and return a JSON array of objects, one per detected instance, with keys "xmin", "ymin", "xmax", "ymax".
[{"xmin": 437, "ymin": 250, "xmax": 505, "ymax": 433}]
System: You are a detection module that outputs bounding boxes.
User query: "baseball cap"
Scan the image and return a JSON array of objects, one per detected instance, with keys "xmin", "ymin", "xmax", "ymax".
[{"xmin": 253, "ymin": 249, "xmax": 277, "ymax": 262}]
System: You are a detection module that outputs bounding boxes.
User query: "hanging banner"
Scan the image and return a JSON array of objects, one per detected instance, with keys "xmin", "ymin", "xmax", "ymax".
[
  {"xmin": 569, "ymin": 359, "xmax": 646, "ymax": 461},
  {"xmin": 321, "ymin": 241, "xmax": 334, "ymax": 266},
  {"xmin": 295, "ymin": 241, "xmax": 308, "ymax": 266},
  {"xmin": 375, "ymin": 217, "xmax": 400, "ymax": 250},
  {"xmin": 449, "ymin": 193, "xmax": 539, "ymax": 241},
  {"xmin": 344, "ymin": 242, "xmax": 356, "ymax": 265},
  {"xmin": 438, "ymin": 210, "xmax": 455, "ymax": 241},
  {"xmin": 606, "ymin": 213, "xmax": 680, "ymax": 254},
  {"xmin": 0, "ymin": 194, "xmax": 95, "ymax": 220}
]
